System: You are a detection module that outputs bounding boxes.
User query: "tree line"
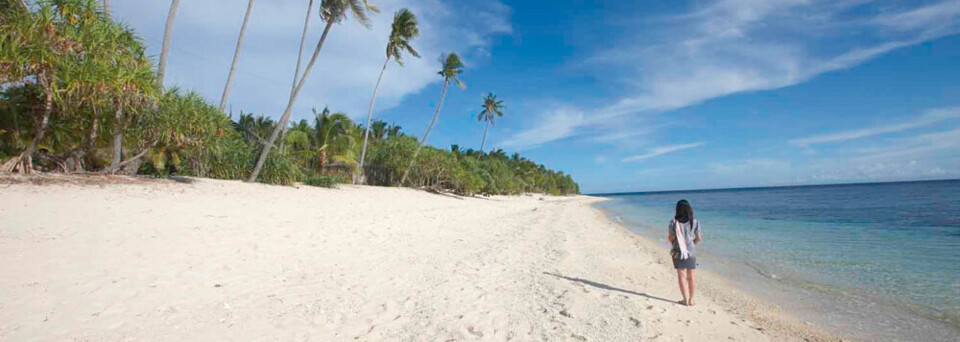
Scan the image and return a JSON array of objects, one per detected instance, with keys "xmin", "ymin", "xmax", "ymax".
[{"xmin": 0, "ymin": 0, "xmax": 579, "ymax": 195}]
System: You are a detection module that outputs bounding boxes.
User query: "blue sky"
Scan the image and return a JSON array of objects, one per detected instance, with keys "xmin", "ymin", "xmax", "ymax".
[{"xmin": 110, "ymin": 0, "xmax": 960, "ymax": 193}]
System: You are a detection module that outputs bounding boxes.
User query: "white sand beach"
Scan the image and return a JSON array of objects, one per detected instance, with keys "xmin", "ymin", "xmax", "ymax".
[{"xmin": 0, "ymin": 175, "xmax": 838, "ymax": 341}]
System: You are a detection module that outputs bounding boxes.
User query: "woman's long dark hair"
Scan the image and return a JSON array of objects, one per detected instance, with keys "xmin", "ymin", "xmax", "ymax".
[{"xmin": 675, "ymin": 199, "xmax": 694, "ymax": 223}]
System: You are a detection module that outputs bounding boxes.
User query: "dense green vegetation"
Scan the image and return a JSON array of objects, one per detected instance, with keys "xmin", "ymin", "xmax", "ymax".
[{"xmin": 0, "ymin": 0, "xmax": 579, "ymax": 195}]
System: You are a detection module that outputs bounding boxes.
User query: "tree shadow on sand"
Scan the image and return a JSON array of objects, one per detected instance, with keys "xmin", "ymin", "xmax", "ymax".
[{"xmin": 543, "ymin": 272, "xmax": 678, "ymax": 304}]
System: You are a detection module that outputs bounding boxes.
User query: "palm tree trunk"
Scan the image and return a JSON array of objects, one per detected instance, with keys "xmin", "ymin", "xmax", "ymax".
[
  {"xmin": 247, "ymin": 19, "xmax": 335, "ymax": 182},
  {"xmin": 218, "ymin": 0, "xmax": 255, "ymax": 112},
  {"xmin": 358, "ymin": 56, "xmax": 390, "ymax": 183},
  {"xmin": 479, "ymin": 120, "xmax": 490, "ymax": 159},
  {"xmin": 276, "ymin": 0, "xmax": 314, "ymax": 159},
  {"xmin": 278, "ymin": 122, "xmax": 288, "ymax": 154},
  {"xmin": 108, "ymin": 98, "xmax": 124, "ymax": 172},
  {"xmin": 400, "ymin": 78, "xmax": 449, "ymax": 185},
  {"xmin": 157, "ymin": 0, "xmax": 181, "ymax": 87},
  {"xmin": 103, "ymin": 0, "xmax": 110, "ymax": 15},
  {"xmin": 291, "ymin": 0, "xmax": 314, "ymax": 92}
]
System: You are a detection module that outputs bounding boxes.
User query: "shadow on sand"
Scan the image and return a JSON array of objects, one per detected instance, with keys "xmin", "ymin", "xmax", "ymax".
[{"xmin": 543, "ymin": 272, "xmax": 678, "ymax": 305}]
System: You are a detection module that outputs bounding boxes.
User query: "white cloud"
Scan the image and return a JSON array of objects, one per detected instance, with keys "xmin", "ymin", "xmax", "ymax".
[
  {"xmin": 873, "ymin": 0, "xmax": 960, "ymax": 32},
  {"xmin": 622, "ymin": 142, "xmax": 704, "ymax": 162},
  {"xmin": 853, "ymin": 128, "xmax": 960, "ymax": 161},
  {"xmin": 502, "ymin": 0, "xmax": 960, "ymax": 151},
  {"xmin": 498, "ymin": 107, "xmax": 585, "ymax": 150},
  {"xmin": 789, "ymin": 107, "xmax": 960, "ymax": 147},
  {"xmin": 609, "ymin": 0, "xmax": 960, "ymax": 113},
  {"xmin": 112, "ymin": 0, "xmax": 511, "ymax": 121}
]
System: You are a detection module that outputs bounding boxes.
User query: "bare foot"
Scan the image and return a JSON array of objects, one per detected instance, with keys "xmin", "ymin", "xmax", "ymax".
[
  {"xmin": 687, "ymin": 299, "xmax": 695, "ymax": 306},
  {"xmin": 677, "ymin": 299, "xmax": 687, "ymax": 306}
]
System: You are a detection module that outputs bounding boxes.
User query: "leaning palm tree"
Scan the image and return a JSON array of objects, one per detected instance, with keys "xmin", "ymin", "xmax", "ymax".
[
  {"xmin": 476, "ymin": 92, "xmax": 504, "ymax": 156},
  {"xmin": 218, "ymin": 0, "xmax": 256, "ymax": 112},
  {"xmin": 290, "ymin": 0, "xmax": 315, "ymax": 94},
  {"xmin": 156, "ymin": 0, "xmax": 181, "ymax": 87},
  {"xmin": 247, "ymin": 0, "xmax": 379, "ymax": 182},
  {"xmin": 357, "ymin": 8, "xmax": 420, "ymax": 182},
  {"xmin": 277, "ymin": 0, "xmax": 315, "ymax": 153},
  {"xmin": 400, "ymin": 52, "xmax": 465, "ymax": 185}
]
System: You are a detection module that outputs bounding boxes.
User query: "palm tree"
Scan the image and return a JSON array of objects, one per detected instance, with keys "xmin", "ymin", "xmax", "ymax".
[
  {"xmin": 278, "ymin": 0, "xmax": 315, "ymax": 153},
  {"xmin": 290, "ymin": 0, "xmax": 315, "ymax": 93},
  {"xmin": 400, "ymin": 52, "xmax": 464, "ymax": 185},
  {"xmin": 247, "ymin": 0, "xmax": 378, "ymax": 182},
  {"xmin": 477, "ymin": 92, "xmax": 504, "ymax": 156},
  {"xmin": 386, "ymin": 123, "xmax": 402, "ymax": 137},
  {"xmin": 311, "ymin": 107, "xmax": 359, "ymax": 173},
  {"xmin": 358, "ymin": 8, "xmax": 420, "ymax": 182},
  {"xmin": 450, "ymin": 144, "xmax": 461, "ymax": 158},
  {"xmin": 103, "ymin": 0, "xmax": 110, "ymax": 15},
  {"xmin": 218, "ymin": 0, "xmax": 256, "ymax": 112},
  {"xmin": 369, "ymin": 119, "xmax": 388, "ymax": 140},
  {"xmin": 157, "ymin": 0, "xmax": 181, "ymax": 87}
]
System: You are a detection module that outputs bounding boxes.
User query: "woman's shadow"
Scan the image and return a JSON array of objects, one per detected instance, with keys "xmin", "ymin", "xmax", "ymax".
[{"xmin": 543, "ymin": 272, "xmax": 678, "ymax": 304}]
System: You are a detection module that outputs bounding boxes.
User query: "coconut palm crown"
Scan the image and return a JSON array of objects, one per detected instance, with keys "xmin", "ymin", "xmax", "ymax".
[
  {"xmin": 321, "ymin": 0, "xmax": 378, "ymax": 26},
  {"xmin": 478, "ymin": 93, "xmax": 504, "ymax": 126},
  {"xmin": 477, "ymin": 92, "xmax": 504, "ymax": 154},
  {"xmin": 438, "ymin": 52, "xmax": 465, "ymax": 89},
  {"xmin": 386, "ymin": 8, "xmax": 419, "ymax": 65}
]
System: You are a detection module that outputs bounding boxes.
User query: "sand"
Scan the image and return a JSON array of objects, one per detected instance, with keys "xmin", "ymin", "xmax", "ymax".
[{"xmin": 0, "ymin": 175, "xmax": 840, "ymax": 341}]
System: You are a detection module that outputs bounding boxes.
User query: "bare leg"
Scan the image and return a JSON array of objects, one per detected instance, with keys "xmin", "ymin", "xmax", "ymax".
[
  {"xmin": 676, "ymin": 269, "xmax": 689, "ymax": 305},
  {"xmin": 686, "ymin": 269, "xmax": 696, "ymax": 306}
]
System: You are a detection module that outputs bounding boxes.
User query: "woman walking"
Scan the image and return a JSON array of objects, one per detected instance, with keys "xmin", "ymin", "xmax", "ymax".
[{"xmin": 669, "ymin": 199, "xmax": 702, "ymax": 306}]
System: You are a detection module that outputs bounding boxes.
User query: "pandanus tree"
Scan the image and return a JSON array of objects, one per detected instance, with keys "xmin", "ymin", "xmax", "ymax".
[
  {"xmin": 218, "ymin": 0, "xmax": 256, "ymax": 112},
  {"xmin": 476, "ymin": 92, "xmax": 504, "ymax": 156},
  {"xmin": 0, "ymin": 1, "xmax": 82, "ymax": 172},
  {"xmin": 400, "ymin": 52, "xmax": 464, "ymax": 185},
  {"xmin": 103, "ymin": 21, "xmax": 158, "ymax": 173},
  {"xmin": 247, "ymin": 0, "xmax": 378, "ymax": 182},
  {"xmin": 357, "ymin": 8, "xmax": 420, "ymax": 182}
]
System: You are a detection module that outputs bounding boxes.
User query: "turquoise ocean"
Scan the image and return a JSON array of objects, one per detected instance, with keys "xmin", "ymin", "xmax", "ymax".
[{"xmin": 594, "ymin": 180, "xmax": 960, "ymax": 342}]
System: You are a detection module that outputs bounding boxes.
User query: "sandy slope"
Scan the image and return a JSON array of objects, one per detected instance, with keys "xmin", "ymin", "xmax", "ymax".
[{"xmin": 0, "ymin": 176, "xmax": 836, "ymax": 341}]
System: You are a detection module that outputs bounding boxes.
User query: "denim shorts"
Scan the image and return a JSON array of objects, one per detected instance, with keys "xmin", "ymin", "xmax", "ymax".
[{"xmin": 672, "ymin": 256, "xmax": 697, "ymax": 269}]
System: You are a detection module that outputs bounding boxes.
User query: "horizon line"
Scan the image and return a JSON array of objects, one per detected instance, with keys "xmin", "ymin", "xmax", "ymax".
[{"xmin": 587, "ymin": 178, "xmax": 960, "ymax": 196}]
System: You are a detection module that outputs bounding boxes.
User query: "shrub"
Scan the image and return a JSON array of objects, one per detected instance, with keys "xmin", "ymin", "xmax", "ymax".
[{"xmin": 257, "ymin": 152, "xmax": 302, "ymax": 185}]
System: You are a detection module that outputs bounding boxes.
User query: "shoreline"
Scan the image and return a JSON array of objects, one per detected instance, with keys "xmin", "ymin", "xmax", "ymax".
[
  {"xmin": 1, "ymin": 174, "xmax": 837, "ymax": 340},
  {"xmin": 584, "ymin": 198, "xmax": 842, "ymax": 342},
  {"xmin": 593, "ymin": 193, "xmax": 960, "ymax": 342}
]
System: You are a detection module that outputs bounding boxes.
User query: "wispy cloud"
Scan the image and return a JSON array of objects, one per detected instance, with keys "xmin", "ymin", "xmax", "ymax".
[
  {"xmin": 498, "ymin": 107, "xmax": 585, "ymax": 149},
  {"xmin": 853, "ymin": 127, "xmax": 960, "ymax": 161},
  {"xmin": 607, "ymin": 0, "xmax": 960, "ymax": 113},
  {"xmin": 789, "ymin": 107, "xmax": 960, "ymax": 147},
  {"xmin": 622, "ymin": 142, "xmax": 704, "ymax": 162},
  {"xmin": 503, "ymin": 0, "xmax": 960, "ymax": 151}
]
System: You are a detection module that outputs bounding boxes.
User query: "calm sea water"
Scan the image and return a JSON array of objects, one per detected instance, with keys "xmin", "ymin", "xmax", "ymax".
[{"xmin": 594, "ymin": 180, "xmax": 960, "ymax": 342}]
